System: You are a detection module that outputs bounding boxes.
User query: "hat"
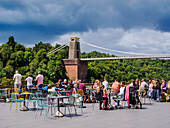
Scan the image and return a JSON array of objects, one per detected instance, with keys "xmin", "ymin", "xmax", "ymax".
[{"xmin": 64, "ymin": 79, "xmax": 67, "ymax": 82}]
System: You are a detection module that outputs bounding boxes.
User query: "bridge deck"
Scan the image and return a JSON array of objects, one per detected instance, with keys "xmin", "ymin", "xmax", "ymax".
[{"xmin": 80, "ymin": 55, "xmax": 170, "ymax": 61}]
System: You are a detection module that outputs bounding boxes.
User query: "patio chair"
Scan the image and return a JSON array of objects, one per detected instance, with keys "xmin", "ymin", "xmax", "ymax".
[
  {"xmin": 0, "ymin": 89, "xmax": 9, "ymax": 102},
  {"xmin": 35, "ymin": 96, "xmax": 56, "ymax": 120},
  {"xmin": 114, "ymin": 95, "xmax": 125, "ymax": 109},
  {"xmin": 10, "ymin": 93, "xmax": 24, "ymax": 111},
  {"xmin": 77, "ymin": 89, "xmax": 90, "ymax": 103},
  {"xmin": 25, "ymin": 93, "xmax": 37, "ymax": 111},
  {"xmin": 72, "ymin": 94, "xmax": 83, "ymax": 114},
  {"xmin": 64, "ymin": 95, "xmax": 82, "ymax": 118}
]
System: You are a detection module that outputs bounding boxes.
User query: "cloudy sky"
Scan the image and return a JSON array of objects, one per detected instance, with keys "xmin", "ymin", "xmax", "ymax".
[{"xmin": 0, "ymin": 0, "xmax": 170, "ymax": 56}]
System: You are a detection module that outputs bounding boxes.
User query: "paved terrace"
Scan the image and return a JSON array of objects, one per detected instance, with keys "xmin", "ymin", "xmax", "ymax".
[{"xmin": 0, "ymin": 99, "xmax": 170, "ymax": 128}]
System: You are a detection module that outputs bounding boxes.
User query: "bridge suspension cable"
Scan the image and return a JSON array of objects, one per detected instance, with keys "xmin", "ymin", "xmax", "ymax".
[
  {"xmin": 47, "ymin": 42, "xmax": 69, "ymax": 56},
  {"xmin": 81, "ymin": 41, "xmax": 169, "ymax": 56}
]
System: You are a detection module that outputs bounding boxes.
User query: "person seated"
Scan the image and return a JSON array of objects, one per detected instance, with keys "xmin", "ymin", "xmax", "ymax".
[
  {"xmin": 48, "ymin": 85, "xmax": 56, "ymax": 93},
  {"xmin": 97, "ymin": 82, "xmax": 109, "ymax": 110},
  {"xmin": 112, "ymin": 80, "xmax": 121, "ymax": 96},
  {"xmin": 61, "ymin": 79, "xmax": 68, "ymax": 89},
  {"xmin": 79, "ymin": 80, "xmax": 89, "ymax": 102},
  {"xmin": 118, "ymin": 81, "xmax": 125, "ymax": 97},
  {"xmin": 93, "ymin": 80, "xmax": 100, "ymax": 90},
  {"xmin": 55, "ymin": 83, "xmax": 64, "ymax": 94},
  {"xmin": 92, "ymin": 80, "xmax": 100, "ymax": 102},
  {"xmin": 73, "ymin": 80, "xmax": 80, "ymax": 91},
  {"xmin": 67, "ymin": 80, "xmax": 73, "ymax": 90},
  {"xmin": 78, "ymin": 80, "xmax": 86, "ymax": 93},
  {"xmin": 112, "ymin": 81, "xmax": 125, "ymax": 108},
  {"xmin": 103, "ymin": 87, "xmax": 108, "ymax": 108},
  {"xmin": 42, "ymin": 84, "xmax": 51, "ymax": 93}
]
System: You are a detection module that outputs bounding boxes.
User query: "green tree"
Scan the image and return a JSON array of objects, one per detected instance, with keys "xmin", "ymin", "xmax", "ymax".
[
  {"xmin": 15, "ymin": 43, "xmax": 25, "ymax": 52},
  {"xmin": 6, "ymin": 36, "xmax": 17, "ymax": 52},
  {"xmin": 0, "ymin": 44, "xmax": 13, "ymax": 67}
]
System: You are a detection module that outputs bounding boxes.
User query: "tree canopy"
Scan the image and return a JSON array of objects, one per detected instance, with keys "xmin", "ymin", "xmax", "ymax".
[
  {"xmin": 82, "ymin": 51, "xmax": 170, "ymax": 83},
  {"xmin": 0, "ymin": 36, "xmax": 68, "ymax": 86},
  {"xmin": 0, "ymin": 36, "xmax": 169, "ymax": 86}
]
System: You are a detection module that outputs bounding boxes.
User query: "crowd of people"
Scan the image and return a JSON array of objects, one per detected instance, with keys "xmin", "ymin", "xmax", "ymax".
[
  {"xmin": 93, "ymin": 78, "xmax": 170, "ymax": 109},
  {"xmin": 13, "ymin": 71, "xmax": 170, "ymax": 110}
]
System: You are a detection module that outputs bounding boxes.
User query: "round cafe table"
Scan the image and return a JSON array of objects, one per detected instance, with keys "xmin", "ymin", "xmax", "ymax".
[
  {"xmin": 19, "ymin": 92, "xmax": 33, "ymax": 111},
  {"xmin": 48, "ymin": 95, "xmax": 69, "ymax": 117}
]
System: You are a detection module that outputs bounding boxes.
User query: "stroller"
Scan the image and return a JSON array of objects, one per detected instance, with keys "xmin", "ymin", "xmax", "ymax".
[{"xmin": 129, "ymin": 87, "xmax": 142, "ymax": 109}]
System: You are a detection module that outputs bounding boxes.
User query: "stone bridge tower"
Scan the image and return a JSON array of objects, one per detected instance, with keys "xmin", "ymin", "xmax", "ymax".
[{"xmin": 63, "ymin": 37, "xmax": 88, "ymax": 81}]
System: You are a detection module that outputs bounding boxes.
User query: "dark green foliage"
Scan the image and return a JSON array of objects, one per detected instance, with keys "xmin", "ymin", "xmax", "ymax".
[
  {"xmin": 0, "ymin": 36, "xmax": 169, "ymax": 86},
  {"xmin": 15, "ymin": 43, "xmax": 25, "ymax": 52},
  {"xmin": 83, "ymin": 52, "xmax": 170, "ymax": 83},
  {"xmin": 6, "ymin": 36, "xmax": 17, "ymax": 52},
  {"xmin": 0, "ymin": 37, "xmax": 68, "ymax": 85}
]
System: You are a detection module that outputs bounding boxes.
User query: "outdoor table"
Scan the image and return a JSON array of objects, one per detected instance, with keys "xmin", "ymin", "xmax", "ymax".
[
  {"xmin": 19, "ymin": 92, "xmax": 33, "ymax": 111},
  {"xmin": 57, "ymin": 90, "xmax": 72, "ymax": 95},
  {"xmin": 48, "ymin": 95, "xmax": 69, "ymax": 117},
  {"xmin": 30, "ymin": 87, "xmax": 37, "ymax": 93}
]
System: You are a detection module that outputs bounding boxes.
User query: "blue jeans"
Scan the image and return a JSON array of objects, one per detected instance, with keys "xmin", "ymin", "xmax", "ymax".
[
  {"xmin": 156, "ymin": 90, "xmax": 160, "ymax": 100},
  {"xmin": 14, "ymin": 84, "xmax": 21, "ymax": 93},
  {"xmin": 27, "ymin": 85, "xmax": 33, "ymax": 92},
  {"xmin": 151, "ymin": 89, "xmax": 157, "ymax": 100},
  {"xmin": 37, "ymin": 84, "xmax": 43, "ymax": 90}
]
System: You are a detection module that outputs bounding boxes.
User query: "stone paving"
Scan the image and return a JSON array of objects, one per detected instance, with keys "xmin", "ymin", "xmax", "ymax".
[{"xmin": 0, "ymin": 99, "xmax": 170, "ymax": 128}]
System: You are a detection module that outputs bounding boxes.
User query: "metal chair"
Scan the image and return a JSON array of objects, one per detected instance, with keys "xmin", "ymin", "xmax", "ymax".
[
  {"xmin": 35, "ymin": 96, "xmax": 56, "ymax": 120},
  {"xmin": 77, "ymin": 89, "xmax": 90, "ymax": 103},
  {"xmin": 64, "ymin": 95, "xmax": 77, "ymax": 118},
  {"xmin": 10, "ymin": 93, "xmax": 24, "ymax": 111}
]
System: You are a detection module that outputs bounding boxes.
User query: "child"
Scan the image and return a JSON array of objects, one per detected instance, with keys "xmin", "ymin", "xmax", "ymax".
[{"xmin": 103, "ymin": 88, "xmax": 108, "ymax": 108}]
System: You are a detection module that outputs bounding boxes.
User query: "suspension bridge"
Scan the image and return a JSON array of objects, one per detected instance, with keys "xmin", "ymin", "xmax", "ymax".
[{"xmin": 47, "ymin": 37, "xmax": 170, "ymax": 80}]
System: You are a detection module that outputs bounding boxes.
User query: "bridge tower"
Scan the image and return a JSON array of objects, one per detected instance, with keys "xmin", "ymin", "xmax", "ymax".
[{"xmin": 63, "ymin": 37, "xmax": 88, "ymax": 81}]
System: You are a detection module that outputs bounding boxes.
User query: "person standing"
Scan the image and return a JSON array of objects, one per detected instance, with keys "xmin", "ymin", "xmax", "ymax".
[
  {"xmin": 13, "ymin": 71, "xmax": 22, "ymax": 90},
  {"xmin": 25, "ymin": 74, "xmax": 33, "ymax": 92},
  {"xmin": 35, "ymin": 71, "xmax": 44, "ymax": 90},
  {"xmin": 102, "ymin": 79, "xmax": 109, "ymax": 90}
]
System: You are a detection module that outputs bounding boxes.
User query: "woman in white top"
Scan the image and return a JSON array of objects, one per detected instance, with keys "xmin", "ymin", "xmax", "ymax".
[
  {"xmin": 118, "ymin": 81, "xmax": 125, "ymax": 96},
  {"xmin": 25, "ymin": 74, "xmax": 33, "ymax": 92}
]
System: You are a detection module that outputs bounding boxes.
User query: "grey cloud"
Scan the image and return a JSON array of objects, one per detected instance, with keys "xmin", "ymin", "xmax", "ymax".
[
  {"xmin": 1, "ymin": 0, "xmax": 170, "ymax": 31},
  {"xmin": 53, "ymin": 28, "xmax": 170, "ymax": 56}
]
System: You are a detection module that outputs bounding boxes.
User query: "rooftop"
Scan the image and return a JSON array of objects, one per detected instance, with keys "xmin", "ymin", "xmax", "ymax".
[{"xmin": 0, "ymin": 99, "xmax": 170, "ymax": 128}]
